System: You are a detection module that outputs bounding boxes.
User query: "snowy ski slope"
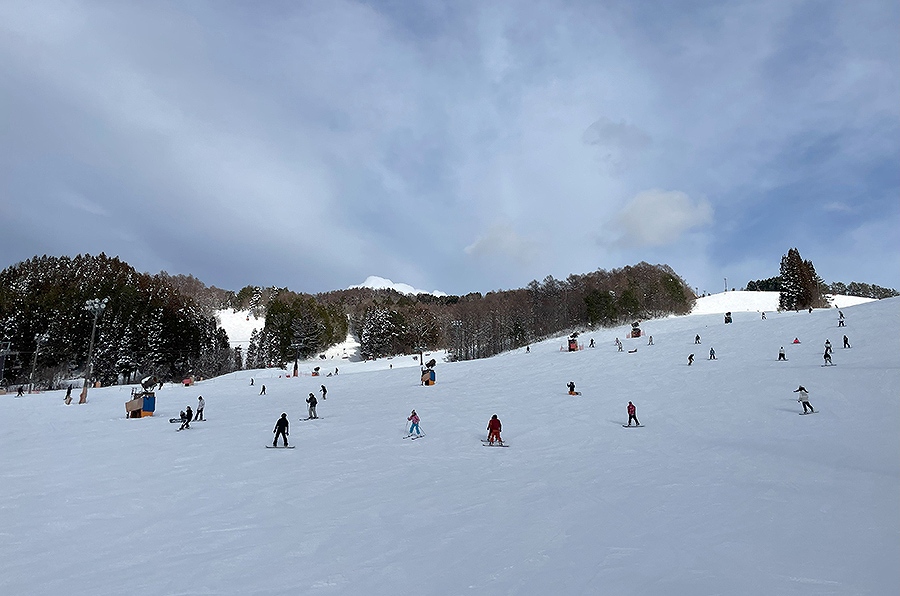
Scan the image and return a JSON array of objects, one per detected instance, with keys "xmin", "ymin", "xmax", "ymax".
[{"xmin": 1, "ymin": 294, "xmax": 897, "ymax": 595}]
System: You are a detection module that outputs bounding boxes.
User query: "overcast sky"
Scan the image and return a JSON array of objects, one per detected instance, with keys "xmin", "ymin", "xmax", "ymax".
[{"xmin": 1, "ymin": 0, "xmax": 898, "ymax": 296}]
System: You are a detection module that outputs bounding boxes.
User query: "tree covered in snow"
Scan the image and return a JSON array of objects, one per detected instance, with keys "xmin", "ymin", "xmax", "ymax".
[{"xmin": 778, "ymin": 248, "xmax": 827, "ymax": 311}]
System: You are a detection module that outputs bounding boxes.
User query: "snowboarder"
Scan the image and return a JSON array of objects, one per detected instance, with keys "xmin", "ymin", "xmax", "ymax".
[
  {"xmin": 273, "ymin": 413, "xmax": 289, "ymax": 447},
  {"xmin": 761, "ymin": 312, "xmax": 767, "ymax": 320},
  {"xmin": 196, "ymin": 396, "xmax": 205, "ymax": 421},
  {"xmin": 526, "ymin": 346, "xmax": 530, "ymax": 353},
  {"xmin": 843, "ymin": 335, "xmax": 850, "ymax": 348},
  {"xmin": 486, "ymin": 415, "xmax": 503, "ymax": 445},
  {"xmin": 259, "ymin": 384, "xmax": 266, "ymax": 396},
  {"xmin": 64, "ymin": 385, "xmax": 73, "ymax": 405},
  {"xmin": 838, "ymin": 311, "xmax": 845, "ymax": 327},
  {"xmin": 567, "ymin": 381, "xmax": 577, "ymax": 395},
  {"xmin": 709, "ymin": 347, "xmax": 716, "ymax": 360},
  {"xmin": 407, "ymin": 410, "xmax": 421, "ymax": 436},
  {"xmin": 647, "ymin": 335, "xmax": 653, "ymax": 346},
  {"xmin": 615, "ymin": 338, "xmax": 623, "ymax": 352},
  {"xmin": 589, "ymin": 338, "xmax": 595, "ymax": 348},
  {"xmin": 778, "ymin": 347, "xmax": 786, "ymax": 361},
  {"xmin": 306, "ymin": 393, "xmax": 318, "ymax": 419},
  {"xmin": 334, "ymin": 368, "xmax": 339, "ymax": 375},
  {"xmin": 794, "ymin": 386, "xmax": 814, "ymax": 413},
  {"xmin": 320, "ymin": 385, "xmax": 327, "ymax": 400},
  {"xmin": 250, "ymin": 378, "xmax": 254, "ymax": 386},
  {"xmin": 824, "ymin": 339, "xmax": 832, "ymax": 354},
  {"xmin": 688, "ymin": 354, "xmax": 694, "ymax": 366},
  {"xmin": 792, "ymin": 338, "xmax": 801, "ymax": 344},
  {"xmin": 179, "ymin": 405, "xmax": 193, "ymax": 430},
  {"xmin": 16, "ymin": 386, "xmax": 24, "ymax": 397},
  {"xmin": 823, "ymin": 350, "xmax": 833, "ymax": 366},
  {"xmin": 626, "ymin": 401, "xmax": 640, "ymax": 426},
  {"xmin": 695, "ymin": 334, "xmax": 701, "ymax": 344}
]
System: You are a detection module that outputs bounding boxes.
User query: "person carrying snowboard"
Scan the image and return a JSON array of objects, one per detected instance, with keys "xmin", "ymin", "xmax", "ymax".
[
  {"xmin": 179, "ymin": 405, "xmax": 193, "ymax": 430},
  {"xmin": 626, "ymin": 401, "xmax": 640, "ymax": 426},
  {"xmin": 794, "ymin": 386, "xmax": 814, "ymax": 413},
  {"xmin": 273, "ymin": 413, "xmax": 289, "ymax": 446},
  {"xmin": 778, "ymin": 347, "xmax": 786, "ymax": 361},
  {"xmin": 196, "ymin": 396, "xmax": 205, "ymax": 421},
  {"xmin": 487, "ymin": 414, "xmax": 503, "ymax": 445},
  {"xmin": 407, "ymin": 410, "xmax": 421, "ymax": 436},
  {"xmin": 306, "ymin": 393, "xmax": 318, "ymax": 419}
]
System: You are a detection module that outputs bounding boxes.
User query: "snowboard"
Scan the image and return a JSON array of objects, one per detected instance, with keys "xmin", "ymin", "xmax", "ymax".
[
  {"xmin": 799, "ymin": 411, "xmax": 818, "ymax": 415},
  {"xmin": 298, "ymin": 417, "xmax": 322, "ymax": 421},
  {"xmin": 622, "ymin": 424, "xmax": 644, "ymax": 428},
  {"xmin": 266, "ymin": 445, "xmax": 295, "ymax": 448}
]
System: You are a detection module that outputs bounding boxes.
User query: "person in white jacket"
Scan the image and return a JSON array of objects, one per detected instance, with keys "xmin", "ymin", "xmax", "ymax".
[
  {"xmin": 794, "ymin": 386, "xmax": 814, "ymax": 414},
  {"xmin": 196, "ymin": 396, "xmax": 205, "ymax": 421}
]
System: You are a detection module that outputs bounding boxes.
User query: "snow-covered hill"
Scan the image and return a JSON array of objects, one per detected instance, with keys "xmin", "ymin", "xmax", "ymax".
[{"xmin": 2, "ymin": 296, "xmax": 898, "ymax": 595}]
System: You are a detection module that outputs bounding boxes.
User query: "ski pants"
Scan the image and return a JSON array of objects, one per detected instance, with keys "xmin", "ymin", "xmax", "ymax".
[
  {"xmin": 488, "ymin": 430, "xmax": 502, "ymax": 444},
  {"xmin": 409, "ymin": 422, "xmax": 420, "ymax": 435},
  {"xmin": 628, "ymin": 414, "xmax": 640, "ymax": 426},
  {"xmin": 274, "ymin": 430, "xmax": 288, "ymax": 446},
  {"xmin": 308, "ymin": 405, "xmax": 317, "ymax": 419},
  {"xmin": 802, "ymin": 401, "xmax": 814, "ymax": 413},
  {"xmin": 195, "ymin": 408, "xmax": 204, "ymax": 421},
  {"xmin": 778, "ymin": 354, "xmax": 786, "ymax": 361}
]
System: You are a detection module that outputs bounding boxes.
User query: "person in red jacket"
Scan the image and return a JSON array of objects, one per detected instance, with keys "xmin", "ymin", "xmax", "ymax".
[
  {"xmin": 626, "ymin": 401, "xmax": 640, "ymax": 426},
  {"xmin": 487, "ymin": 415, "xmax": 503, "ymax": 445}
]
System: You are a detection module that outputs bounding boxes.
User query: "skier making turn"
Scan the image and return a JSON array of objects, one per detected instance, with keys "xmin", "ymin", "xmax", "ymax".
[
  {"xmin": 487, "ymin": 415, "xmax": 503, "ymax": 445},
  {"xmin": 794, "ymin": 386, "xmax": 815, "ymax": 414}
]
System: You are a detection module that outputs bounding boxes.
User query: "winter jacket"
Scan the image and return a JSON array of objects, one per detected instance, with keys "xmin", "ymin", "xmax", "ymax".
[
  {"xmin": 274, "ymin": 416, "xmax": 289, "ymax": 433},
  {"xmin": 197, "ymin": 397, "xmax": 205, "ymax": 410},
  {"xmin": 306, "ymin": 395, "xmax": 317, "ymax": 406},
  {"xmin": 794, "ymin": 389, "xmax": 810, "ymax": 402},
  {"xmin": 408, "ymin": 413, "xmax": 420, "ymax": 424},
  {"xmin": 627, "ymin": 403, "xmax": 636, "ymax": 416},
  {"xmin": 184, "ymin": 407, "xmax": 193, "ymax": 422},
  {"xmin": 487, "ymin": 418, "xmax": 502, "ymax": 432}
]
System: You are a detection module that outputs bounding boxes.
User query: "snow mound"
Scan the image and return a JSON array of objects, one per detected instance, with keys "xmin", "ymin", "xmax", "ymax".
[
  {"xmin": 691, "ymin": 291, "xmax": 875, "ymax": 315},
  {"xmin": 350, "ymin": 275, "xmax": 447, "ymax": 296}
]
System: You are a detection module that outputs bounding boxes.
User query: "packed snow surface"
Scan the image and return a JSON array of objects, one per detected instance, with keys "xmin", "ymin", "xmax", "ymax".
[{"xmin": 2, "ymin": 296, "xmax": 898, "ymax": 595}]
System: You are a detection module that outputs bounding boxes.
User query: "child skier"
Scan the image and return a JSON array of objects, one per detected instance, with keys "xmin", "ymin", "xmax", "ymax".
[
  {"xmin": 306, "ymin": 393, "xmax": 318, "ymax": 419},
  {"xmin": 626, "ymin": 401, "xmax": 640, "ymax": 426},
  {"xmin": 407, "ymin": 410, "xmax": 421, "ymax": 436},
  {"xmin": 273, "ymin": 413, "xmax": 289, "ymax": 446},
  {"xmin": 487, "ymin": 415, "xmax": 503, "ymax": 445},
  {"xmin": 794, "ymin": 386, "xmax": 814, "ymax": 414}
]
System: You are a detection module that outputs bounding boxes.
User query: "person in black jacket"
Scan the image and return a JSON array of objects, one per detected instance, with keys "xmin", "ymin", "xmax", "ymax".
[
  {"xmin": 320, "ymin": 384, "xmax": 327, "ymax": 400},
  {"xmin": 273, "ymin": 413, "xmax": 289, "ymax": 446},
  {"xmin": 179, "ymin": 405, "xmax": 193, "ymax": 430},
  {"xmin": 306, "ymin": 393, "xmax": 318, "ymax": 419}
]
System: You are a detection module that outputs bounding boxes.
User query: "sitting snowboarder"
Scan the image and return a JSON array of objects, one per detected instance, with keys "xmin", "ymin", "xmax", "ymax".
[{"xmin": 567, "ymin": 381, "xmax": 579, "ymax": 395}]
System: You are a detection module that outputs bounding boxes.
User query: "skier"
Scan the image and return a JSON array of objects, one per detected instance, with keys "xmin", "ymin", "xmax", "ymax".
[
  {"xmin": 709, "ymin": 347, "xmax": 716, "ymax": 360},
  {"xmin": 626, "ymin": 401, "xmax": 640, "ymax": 426},
  {"xmin": 794, "ymin": 386, "xmax": 814, "ymax": 414},
  {"xmin": 778, "ymin": 347, "xmax": 786, "ymax": 361},
  {"xmin": 16, "ymin": 386, "xmax": 24, "ymax": 397},
  {"xmin": 695, "ymin": 334, "xmax": 701, "ymax": 344},
  {"xmin": 567, "ymin": 381, "xmax": 577, "ymax": 395},
  {"xmin": 486, "ymin": 414, "xmax": 503, "ymax": 445},
  {"xmin": 259, "ymin": 384, "xmax": 266, "ymax": 396},
  {"xmin": 688, "ymin": 354, "xmax": 694, "ymax": 366},
  {"xmin": 647, "ymin": 335, "xmax": 654, "ymax": 346},
  {"xmin": 615, "ymin": 338, "xmax": 623, "ymax": 352},
  {"xmin": 407, "ymin": 410, "xmax": 421, "ymax": 436},
  {"xmin": 589, "ymin": 338, "xmax": 595, "ymax": 348},
  {"xmin": 823, "ymin": 350, "xmax": 833, "ymax": 366},
  {"xmin": 526, "ymin": 346, "xmax": 530, "ymax": 353},
  {"xmin": 179, "ymin": 405, "xmax": 193, "ymax": 430},
  {"xmin": 320, "ymin": 385, "xmax": 327, "ymax": 400},
  {"xmin": 196, "ymin": 396, "xmax": 205, "ymax": 421},
  {"xmin": 761, "ymin": 312, "xmax": 767, "ymax": 320},
  {"xmin": 793, "ymin": 338, "xmax": 801, "ymax": 344},
  {"xmin": 273, "ymin": 413, "xmax": 289, "ymax": 447},
  {"xmin": 250, "ymin": 378, "xmax": 254, "ymax": 386},
  {"xmin": 306, "ymin": 393, "xmax": 318, "ymax": 419},
  {"xmin": 843, "ymin": 335, "xmax": 850, "ymax": 348},
  {"xmin": 824, "ymin": 339, "xmax": 832, "ymax": 355},
  {"xmin": 838, "ymin": 310, "xmax": 845, "ymax": 327},
  {"xmin": 64, "ymin": 385, "xmax": 73, "ymax": 405},
  {"xmin": 334, "ymin": 368, "xmax": 339, "ymax": 375}
]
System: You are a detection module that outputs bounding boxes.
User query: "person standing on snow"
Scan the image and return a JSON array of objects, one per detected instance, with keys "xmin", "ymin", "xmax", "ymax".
[
  {"xmin": 407, "ymin": 410, "xmax": 421, "ymax": 436},
  {"xmin": 824, "ymin": 339, "xmax": 832, "ymax": 354},
  {"xmin": 259, "ymin": 384, "xmax": 266, "ymax": 396},
  {"xmin": 838, "ymin": 310, "xmax": 845, "ymax": 327},
  {"xmin": 823, "ymin": 350, "xmax": 833, "ymax": 366},
  {"xmin": 320, "ymin": 385, "xmax": 327, "ymax": 400},
  {"xmin": 273, "ymin": 413, "xmax": 289, "ymax": 447},
  {"xmin": 794, "ymin": 386, "xmax": 814, "ymax": 413},
  {"xmin": 709, "ymin": 347, "xmax": 716, "ymax": 360},
  {"xmin": 843, "ymin": 335, "xmax": 850, "ymax": 348},
  {"xmin": 589, "ymin": 338, "xmax": 595, "ymax": 348},
  {"xmin": 647, "ymin": 335, "xmax": 654, "ymax": 346},
  {"xmin": 487, "ymin": 415, "xmax": 503, "ymax": 445},
  {"xmin": 778, "ymin": 347, "xmax": 786, "ymax": 361},
  {"xmin": 306, "ymin": 393, "xmax": 318, "ymax": 419},
  {"xmin": 179, "ymin": 405, "xmax": 193, "ymax": 430},
  {"xmin": 626, "ymin": 401, "xmax": 640, "ymax": 426},
  {"xmin": 688, "ymin": 354, "xmax": 694, "ymax": 366},
  {"xmin": 615, "ymin": 338, "xmax": 623, "ymax": 352},
  {"xmin": 695, "ymin": 334, "xmax": 701, "ymax": 344},
  {"xmin": 196, "ymin": 396, "xmax": 205, "ymax": 421}
]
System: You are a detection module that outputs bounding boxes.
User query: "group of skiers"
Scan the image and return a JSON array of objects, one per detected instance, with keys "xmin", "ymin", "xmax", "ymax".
[{"xmin": 177, "ymin": 396, "xmax": 205, "ymax": 430}]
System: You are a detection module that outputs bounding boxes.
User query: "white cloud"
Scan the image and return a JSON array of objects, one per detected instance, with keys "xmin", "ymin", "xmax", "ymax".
[
  {"xmin": 464, "ymin": 224, "xmax": 539, "ymax": 265},
  {"xmin": 608, "ymin": 189, "xmax": 713, "ymax": 248}
]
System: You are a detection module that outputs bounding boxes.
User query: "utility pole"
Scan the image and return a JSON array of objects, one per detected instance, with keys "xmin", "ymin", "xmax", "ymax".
[
  {"xmin": 29, "ymin": 332, "xmax": 49, "ymax": 393},
  {"xmin": 80, "ymin": 297, "xmax": 108, "ymax": 404}
]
